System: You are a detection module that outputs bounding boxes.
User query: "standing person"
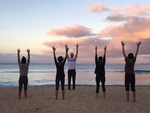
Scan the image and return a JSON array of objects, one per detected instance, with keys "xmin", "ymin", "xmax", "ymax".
[
  {"xmin": 66, "ymin": 44, "xmax": 79, "ymax": 90},
  {"xmin": 95, "ymin": 46, "xmax": 107, "ymax": 98},
  {"xmin": 52, "ymin": 45, "xmax": 68, "ymax": 100},
  {"xmin": 121, "ymin": 41, "xmax": 141, "ymax": 102},
  {"xmin": 17, "ymin": 49, "xmax": 30, "ymax": 99}
]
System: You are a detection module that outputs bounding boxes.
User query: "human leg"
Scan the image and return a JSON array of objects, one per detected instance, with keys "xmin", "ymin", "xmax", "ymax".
[
  {"xmin": 55, "ymin": 78, "xmax": 60, "ymax": 100},
  {"xmin": 101, "ymin": 82, "xmax": 106, "ymax": 98},
  {"xmin": 72, "ymin": 70, "xmax": 76, "ymax": 90},
  {"xmin": 68, "ymin": 70, "xmax": 71, "ymax": 90},
  {"xmin": 61, "ymin": 78, "xmax": 65, "ymax": 100},
  {"xmin": 131, "ymin": 73, "xmax": 136, "ymax": 102},
  {"xmin": 24, "ymin": 76, "xmax": 28, "ymax": 98},
  {"xmin": 96, "ymin": 81, "xmax": 100, "ymax": 98},
  {"xmin": 18, "ymin": 76, "xmax": 23, "ymax": 99},
  {"xmin": 125, "ymin": 73, "xmax": 130, "ymax": 102}
]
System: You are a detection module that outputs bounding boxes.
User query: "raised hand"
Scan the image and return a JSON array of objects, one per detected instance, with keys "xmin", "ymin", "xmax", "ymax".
[
  {"xmin": 65, "ymin": 44, "xmax": 69, "ymax": 51},
  {"xmin": 76, "ymin": 44, "xmax": 79, "ymax": 48},
  {"xmin": 65, "ymin": 44, "xmax": 68, "ymax": 48},
  {"xmin": 27, "ymin": 49, "xmax": 30, "ymax": 53},
  {"xmin": 17, "ymin": 49, "xmax": 20, "ymax": 53},
  {"xmin": 95, "ymin": 46, "xmax": 97, "ymax": 50},
  {"xmin": 104, "ymin": 46, "xmax": 107, "ymax": 51},
  {"xmin": 136, "ymin": 41, "xmax": 141, "ymax": 46},
  {"xmin": 121, "ymin": 41, "xmax": 126, "ymax": 46},
  {"xmin": 52, "ymin": 47, "xmax": 56, "ymax": 51}
]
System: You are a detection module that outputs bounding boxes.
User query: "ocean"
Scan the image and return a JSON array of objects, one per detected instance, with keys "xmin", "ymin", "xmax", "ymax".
[{"xmin": 0, "ymin": 63, "xmax": 150, "ymax": 88}]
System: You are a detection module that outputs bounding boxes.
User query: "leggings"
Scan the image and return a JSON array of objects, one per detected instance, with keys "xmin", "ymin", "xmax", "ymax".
[
  {"xmin": 55, "ymin": 77, "xmax": 65, "ymax": 90},
  {"xmin": 96, "ymin": 81, "xmax": 106, "ymax": 93},
  {"xmin": 125, "ymin": 73, "xmax": 135, "ymax": 92},
  {"xmin": 19, "ymin": 76, "xmax": 28, "ymax": 93},
  {"xmin": 68, "ymin": 70, "xmax": 76, "ymax": 90}
]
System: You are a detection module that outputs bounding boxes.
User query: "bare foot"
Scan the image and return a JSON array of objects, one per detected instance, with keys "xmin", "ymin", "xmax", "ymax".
[
  {"xmin": 25, "ymin": 93, "xmax": 27, "ymax": 99},
  {"xmin": 18, "ymin": 93, "xmax": 21, "ymax": 99}
]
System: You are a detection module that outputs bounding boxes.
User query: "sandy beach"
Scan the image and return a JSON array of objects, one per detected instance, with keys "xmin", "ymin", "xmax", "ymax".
[{"xmin": 0, "ymin": 86, "xmax": 150, "ymax": 113}]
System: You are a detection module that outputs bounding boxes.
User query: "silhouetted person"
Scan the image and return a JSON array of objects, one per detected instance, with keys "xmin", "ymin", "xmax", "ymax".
[
  {"xmin": 95, "ymin": 46, "xmax": 107, "ymax": 98},
  {"xmin": 52, "ymin": 45, "xmax": 68, "ymax": 100},
  {"xmin": 17, "ymin": 49, "xmax": 30, "ymax": 99},
  {"xmin": 121, "ymin": 41, "xmax": 141, "ymax": 102},
  {"xmin": 65, "ymin": 44, "xmax": 79, "ymax": 90}
]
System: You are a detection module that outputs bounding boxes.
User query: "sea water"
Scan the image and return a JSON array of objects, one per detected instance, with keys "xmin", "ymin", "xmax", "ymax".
[{"xmin": 0, "ymin": 63, "xmax": 150, "ymax": 88}]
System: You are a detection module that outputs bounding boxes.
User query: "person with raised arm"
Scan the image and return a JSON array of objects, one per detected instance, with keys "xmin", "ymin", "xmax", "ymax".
[
  {"xmin": 65, "ymin": 44, "xmax": 79, "ymax": 90},
  {"xmin": 17, "ymin": 49, "xmax": 30, "ymax": 99},
  {"xmin": 95, "ymin": 46, "xmax": 107, "ymax": 98},
  {"xmin": 52, "ymin": 45, "xmax": 68, "ymax": 100},
  {"xmin": 121, "ymin": 41, "xmax": 141, "ymax": 102}
]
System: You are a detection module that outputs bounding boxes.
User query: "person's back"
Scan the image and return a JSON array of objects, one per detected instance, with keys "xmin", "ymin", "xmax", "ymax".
[
  {"xmin": 95, "ymin": 55, "xmax": 105, "ymax": 76},
  {"xmin": 121, "ymin": 41, "xmax": 141, "ymax": 102},
  {"xmin": 17, "ymin": 49, "xmax": 30, "ymax": 99},
  {"xmin": 54, "ymin": 57, "xmax": 66, "ymax": 78},
  {"xmin": 125, "ymin": 57, "xmax": 136, "ymax": 74},
  {"xmin": 52, "ymin": 46, "xmax": 68, "ymax": 100},
  {"xmin": 19, "ymin": 63, "xmax": 29, "ymax": 76}
]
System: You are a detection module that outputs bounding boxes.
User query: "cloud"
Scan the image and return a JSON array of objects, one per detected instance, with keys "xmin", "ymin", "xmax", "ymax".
[
  {"xmin": 100, "ymin": 16, "xmax": 150, "ymax": 42},
  {"xmin": 43, "ymin": 37, "xmax": 111, "ymax": 58},
  {"xmin": 89, "ymin": 3, "xmax": 119, "ymax": 14},
  {"xmin": 47, "ymin": 24, "xmax": 95, "ymax": 38},
  {"xmin": 123, "ymin": 4, "xmax": 150, "ymax": 16}
]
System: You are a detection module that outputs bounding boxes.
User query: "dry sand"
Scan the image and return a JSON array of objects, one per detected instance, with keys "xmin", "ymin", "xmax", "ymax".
[{"xmin": 0, "ymin": 86, "xmax": 150, "ymax": 113}]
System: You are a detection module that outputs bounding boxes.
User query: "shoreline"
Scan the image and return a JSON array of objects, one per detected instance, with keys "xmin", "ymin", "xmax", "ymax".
[{"xmin": 0, "ymin": 84, "xmax": 150, "ymax": 88}]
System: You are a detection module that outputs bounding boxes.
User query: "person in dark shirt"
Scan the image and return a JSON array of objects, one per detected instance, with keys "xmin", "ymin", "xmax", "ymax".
[
  {"xmin": 95, "ymin": 46, "xmax": 107, "ymax": 98},
  {"xmin": 52, "ymin": 45, "xmax": 68, "ymax": 100},
  {"xmin": 121, "ymin": 41, "xmax": 141, "ymax": 102}
]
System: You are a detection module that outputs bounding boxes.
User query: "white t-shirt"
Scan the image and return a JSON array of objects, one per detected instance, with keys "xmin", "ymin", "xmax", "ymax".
[{"xmin": 68, "ymin": 58, "xmax": 76, "ymax": 70}]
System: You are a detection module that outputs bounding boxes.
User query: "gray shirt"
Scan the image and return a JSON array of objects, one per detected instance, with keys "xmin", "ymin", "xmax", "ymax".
[{"xmin": 18, "ymin": 53, "xmax": 30, "ymax": 76}]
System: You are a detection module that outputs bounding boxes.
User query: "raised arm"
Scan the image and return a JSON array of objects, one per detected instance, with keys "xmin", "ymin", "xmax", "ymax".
[
  {"xmin": 75, "ymin": 44, "xmax": 79, "ymax": 59},
  {"xmin": 52, "ymin": 47, "xmax": 56, "ymax": 57},
  {"xmin": 103, "ymin": 46, "xmax": 107, "ymax": 64},
  {"xmin": 65, "ymin": 45, "xmax": 69, "ymax": 58},
  {"xmin": 27, "ymin": 49, "xmax": 30, "ymax": 65},
  {"xmin": 95, "ymin": 46, "xmax": 97, "ymax": 55},
  {"xmin": 17, "ymin": 49, "xmax": 21, "ymax": 66},
  {"xmin": 65, "ymin": 44, "xmax": 69, "ymax": 58},
  {"xmin": 95, "ymin": 46, "xmax": 98, "ymax": 64},
  {"xmin": 121, "ymin": 41, "xmax": 126, "ymax": 58},
  {"xmin": 135, "ymin": 41, "xmax": 141, "ymax": 58},
  {"xmin": 104, "ymin": 46, "xmax": 107, "ymax": 56}
]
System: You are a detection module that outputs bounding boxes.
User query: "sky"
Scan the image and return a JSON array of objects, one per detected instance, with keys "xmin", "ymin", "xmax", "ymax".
[{"xmin": 0, "ymin": 0, "xmax": 150, "ymax": 64}]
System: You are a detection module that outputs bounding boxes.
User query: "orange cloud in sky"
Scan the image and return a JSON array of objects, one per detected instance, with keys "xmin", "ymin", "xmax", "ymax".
[
  {"xmin": 47, "ymin": 24, "xmax": 95, "ymax": 38},
  {"xmin": 89, "ymin": 3, "xmax": 119, "ymax": 14},
  {"xmin": 123, "ymin": 4, "xmax": 150, "ymax": 16},
  {"xmin": 100, "ymin": 17, "xmax": 150, "ymax": 42}
]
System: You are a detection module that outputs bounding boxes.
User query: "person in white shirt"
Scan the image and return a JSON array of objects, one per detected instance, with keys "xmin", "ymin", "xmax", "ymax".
[{"xmin": 65, "ymin": 44, "xmax": 79, "ymax": 90}]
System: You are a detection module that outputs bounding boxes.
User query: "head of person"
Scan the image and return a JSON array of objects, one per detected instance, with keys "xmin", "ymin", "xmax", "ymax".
[
  {"xmin": 98, "ymin": 56, "xmax": 103, "ymax": 62},
  {"xmin": 21, "ymin": 56, "xmax": 26, "ymax": 64},
  {"xmin": 57, "ymin": 56, "xmax": 63, "ymax": 63},
  {"xmin": 128, "ymin": 53, "xmax": 134, "ymax": 60},
  {"xmin": 70, "ymin": 53, "xmax": 74, "ymax": 58}
]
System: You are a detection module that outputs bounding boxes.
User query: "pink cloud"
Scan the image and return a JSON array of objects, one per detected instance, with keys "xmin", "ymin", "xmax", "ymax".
[
  {"xmin": 47, "ymin": 24, "xmax": 95, "ymax": 38},
  {"xmin": 100, "ymin": 17, "xmax": 150, "ymax": 41},
  {"xmin": 89, "ymin": 3, "xmax": 119, "ymax": 14},
  {"xmin": 123, "ymin": 4, "xmax": 150, "ymax": 16}
]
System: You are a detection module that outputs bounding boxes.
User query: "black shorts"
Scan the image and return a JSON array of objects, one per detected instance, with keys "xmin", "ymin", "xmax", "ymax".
[
  {"xmin": 95, "ymin": 74, "xmax": 105, "ymax": 82},
  {"xmin": 55, "ymin": 77, "xmax": 65, "ymax": 90},
  {"xmin": 125, "ymin": 73, "xmax": 135, "ymax": 92}
]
